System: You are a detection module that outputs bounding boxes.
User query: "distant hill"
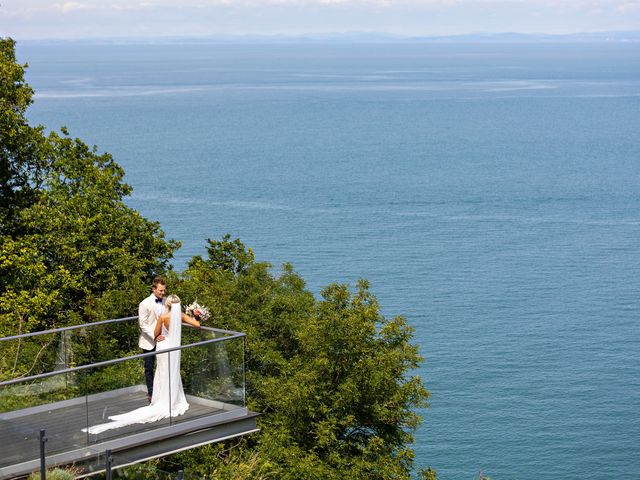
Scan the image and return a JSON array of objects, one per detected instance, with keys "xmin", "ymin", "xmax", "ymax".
[
  {"xmin": 408, "ymin": 31, "xmax": 640, "ymax": 43},
  {"xmin": 20, "ymin": 31, "xmax": 640, "ymax": 45}
]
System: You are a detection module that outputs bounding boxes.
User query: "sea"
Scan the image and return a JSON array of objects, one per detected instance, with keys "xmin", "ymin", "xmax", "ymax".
[{"xmin": 18, "ymin": 41, "xmax": 640, "ymax": 479}]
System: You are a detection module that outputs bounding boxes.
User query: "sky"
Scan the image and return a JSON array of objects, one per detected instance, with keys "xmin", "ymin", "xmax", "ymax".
[{"xmin": 1, "ymin": 0, "xmax": 640, "ymax": 40}]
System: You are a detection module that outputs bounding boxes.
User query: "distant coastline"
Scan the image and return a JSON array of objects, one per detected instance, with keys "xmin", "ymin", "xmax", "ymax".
[{"xmin": 17, "ymin": 30, "xmax": 640, "ymax": 45}]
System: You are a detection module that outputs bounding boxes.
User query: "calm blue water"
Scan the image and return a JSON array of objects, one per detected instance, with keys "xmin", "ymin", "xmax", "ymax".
[{"xmin": 19, "ymin": 42, "xmax": 640, "ymax": 479}]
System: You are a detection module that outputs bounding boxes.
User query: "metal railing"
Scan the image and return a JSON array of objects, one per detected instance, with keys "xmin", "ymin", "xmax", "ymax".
[{"xmin": 0, "ymin": 316, "xmax": 247, "ymax": 478}]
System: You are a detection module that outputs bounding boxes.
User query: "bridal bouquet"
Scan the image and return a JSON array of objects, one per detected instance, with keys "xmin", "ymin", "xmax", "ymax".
[{"xmin": 185, "ymin": 302, "xmax": 211, "ymax": 322}]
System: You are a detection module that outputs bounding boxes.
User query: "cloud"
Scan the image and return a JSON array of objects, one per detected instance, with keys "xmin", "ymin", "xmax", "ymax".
[
  {"xmin": 52, "ymin": 1, "xmax": 90, "ymax": 12},
  {"xmin": 188, "ymin": 0, "xmax": 456, "ymax": 6},
  {"xmin": 4, "ymin": 0, "xmax": 154, "ymax": 15},
  {"xmin": 617, "ymin": 1, "xmax": 640, "ymax": 13},
  {"xmin": 109, "ymin": 2, "xmax": 155, "ymax": 10},
  {"xmin": 7, "ymin": 0, "xmax": 640, "ymax": 11}
]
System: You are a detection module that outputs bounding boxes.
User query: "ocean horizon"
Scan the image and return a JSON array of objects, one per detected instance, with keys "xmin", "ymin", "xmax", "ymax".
[{"xmin": 20, "ymin": 41, "xmax": 640, "ymax": 479}]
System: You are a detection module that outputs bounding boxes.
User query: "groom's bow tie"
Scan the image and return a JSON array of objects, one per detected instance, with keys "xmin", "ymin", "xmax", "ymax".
[{"xmin": 155, "ymin": 298, "xmax": 162, "ymax": 304}]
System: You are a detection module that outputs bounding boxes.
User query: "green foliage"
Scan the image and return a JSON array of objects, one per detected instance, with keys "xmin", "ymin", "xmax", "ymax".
[
  {"xmin": 112, "ymin": 459, "xmax": 169, "ymax": 480},
  {"xmin": 0, "ymin": 38, "xmax": 178, "ymax": 380},
  {"xmin": 0, "ymin": 38, "xmax": 44, "ymax": 226},
  {"xmin": 163, "ymin": 236, "xmax": 430, "ymax": 480},
  {"xmin": 198, "ymin": 234, "xmax": 255, "ymax": 275},
  {"xmin": 80, "ymin": 361, "xmax": 142, "ymax": 395},
  {"xmin": 27, "ymin": 468, "xmax": 77, "ymax": 480},
  {"xmin": 160, "ymin": 441, "xmax": 277, "ymax": 480},
  {"xmin": 419, "ymin": 466, "xmax": 438, "ymax": 480},
  {"xmin": 0, "ymin": 380, "xmax": 80, "ymax": 413}
]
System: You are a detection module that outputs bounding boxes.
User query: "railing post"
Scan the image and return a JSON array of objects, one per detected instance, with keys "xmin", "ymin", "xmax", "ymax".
[
  {"xmin": 39, "ymin": 429, "xmax": 47, "ymax": 480},
  {"xmin": 243, "ymin": 336, "xmax": 246, "ymax": 407},
  {"xmin": 176, "ymin": 469, "xmax": 184, "ymax": 480},
  {"xmin": 105, "ymin": 449, "xmax": 113, "ymax": 480},
  {"xmin": 168, "ymin": 349, "xmax": 173, "ymax": 426}
]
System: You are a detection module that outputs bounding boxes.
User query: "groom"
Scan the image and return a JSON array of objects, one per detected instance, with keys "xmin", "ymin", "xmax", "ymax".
[{"xmin": 139, "ymin": 276, "xmax": 167, "ymax": 402}]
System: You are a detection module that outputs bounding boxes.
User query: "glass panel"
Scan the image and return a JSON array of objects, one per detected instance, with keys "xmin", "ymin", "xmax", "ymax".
[
  {"xmin": 181, "ymin": 334, "xmax": 246, "ymax": 423},
  {"xmin": 0, "ymin": 369, "xmax": 87, "ymax": 470},
  {"xmin": 82, "ymin": 352, "xmax": 172, "ymax": 445},
  {"xmin": 68, "ymin": 321, "xmax": 140, "ymax": 368},
  {"xmin": 0, "ymin": 332, "xmax": 62, "ymax": 385},
  {"xmin": 0, "ymin": 319, "xmax": 140, "ymax": 385}
]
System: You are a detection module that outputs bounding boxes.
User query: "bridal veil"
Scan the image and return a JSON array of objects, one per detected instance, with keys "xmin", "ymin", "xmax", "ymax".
[{"xmin": 83, "ymin": 303, "xmax": 189, "ymax": 434}]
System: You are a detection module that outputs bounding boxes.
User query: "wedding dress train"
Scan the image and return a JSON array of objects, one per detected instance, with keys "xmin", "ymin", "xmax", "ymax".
[{"xmin": 83, "ymin": 303, "xmax": 189, "ymax": 434}]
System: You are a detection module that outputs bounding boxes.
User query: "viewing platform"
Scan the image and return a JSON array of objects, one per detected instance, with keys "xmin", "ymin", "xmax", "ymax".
[{"xmin": 0, "ymin": 317, "xmax": 259, "ymax": 479}]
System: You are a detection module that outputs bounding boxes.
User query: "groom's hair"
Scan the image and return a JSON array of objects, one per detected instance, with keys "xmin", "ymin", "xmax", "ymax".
[{"xmin": 152, "ymin": 277, "xmax": 166, "ymax": 289}]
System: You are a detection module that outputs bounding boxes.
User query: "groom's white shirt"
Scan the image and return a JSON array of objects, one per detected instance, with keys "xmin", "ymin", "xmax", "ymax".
[{"xmin": 139, "ymin": 294, "xmax": 164, "ymax": 350}]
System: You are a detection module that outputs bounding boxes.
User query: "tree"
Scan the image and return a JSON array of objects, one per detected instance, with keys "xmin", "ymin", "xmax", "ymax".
[
  {"xmin": 420, "ymin": 466, "xmax": 438, "ymax": 480},
  {"xmin": 0, "ymin": 38, "xmax": 44, "ymax": 228},
  {"xmin": 164, "ymin": 237, "xmax": 430, "ymax": 479},
  {"xmin": 0, "ymin": 38, "xmax": 178, "ymax": 379}
]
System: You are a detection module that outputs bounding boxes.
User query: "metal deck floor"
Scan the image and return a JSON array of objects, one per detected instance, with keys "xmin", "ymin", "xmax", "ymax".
[{"xmin": 0, "ymin": 386, "xmax": 256, "ymax": 479}]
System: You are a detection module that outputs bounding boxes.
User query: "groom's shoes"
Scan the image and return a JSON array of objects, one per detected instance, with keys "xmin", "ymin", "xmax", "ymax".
[{"xmin": 147, "ymin": 394, "xmax": 152, "ymax": 404}]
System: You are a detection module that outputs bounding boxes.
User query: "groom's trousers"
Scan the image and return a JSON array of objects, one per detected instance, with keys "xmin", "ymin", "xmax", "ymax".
[{"xmin": 142, "ymin": 346, "xmax": 156, "ymax": 396}]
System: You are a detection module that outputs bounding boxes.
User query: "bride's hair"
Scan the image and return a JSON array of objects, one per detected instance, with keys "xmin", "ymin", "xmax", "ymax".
[{"xmin": 164, "ymin": 294, "xmax": 181, "ymax": 309}]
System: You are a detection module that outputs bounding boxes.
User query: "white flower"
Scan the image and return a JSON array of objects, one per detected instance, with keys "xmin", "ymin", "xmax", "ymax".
[{"xmin": 186, "ymin": 301, "xmax": 211, "ymax": 322}]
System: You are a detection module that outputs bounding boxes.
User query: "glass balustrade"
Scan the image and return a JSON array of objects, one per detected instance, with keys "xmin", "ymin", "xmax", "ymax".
[{"xmin": 0, "ymin": 317, "xmax": 247, "ymax": 478}]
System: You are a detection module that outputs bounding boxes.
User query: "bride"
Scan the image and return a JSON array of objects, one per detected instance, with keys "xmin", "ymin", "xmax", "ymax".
[{"xmin": 83, "ymin": 295, "xmax": 201, "ymax": 434}]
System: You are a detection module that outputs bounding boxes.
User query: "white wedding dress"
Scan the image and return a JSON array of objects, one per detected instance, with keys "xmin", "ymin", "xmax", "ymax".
[{"xmin": 83, "ymin": 303, "xmax": 189, "ymax": 434}]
